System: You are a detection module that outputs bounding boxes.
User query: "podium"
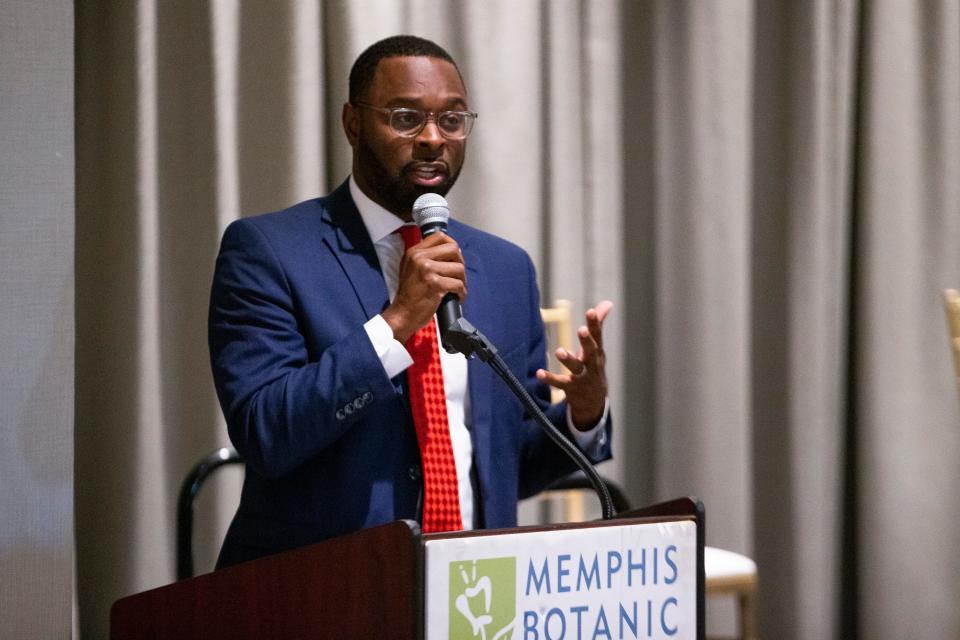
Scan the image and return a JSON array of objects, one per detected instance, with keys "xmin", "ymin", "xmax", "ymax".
[{"xmin": 111, "ymin": 498, "xmax": 705, "ymax": 639}]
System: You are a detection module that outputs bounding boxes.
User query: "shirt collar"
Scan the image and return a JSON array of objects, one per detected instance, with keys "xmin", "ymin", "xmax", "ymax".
[{"xmin": 349, "ymin": 175, "xmax": 408, "ymax": 244}]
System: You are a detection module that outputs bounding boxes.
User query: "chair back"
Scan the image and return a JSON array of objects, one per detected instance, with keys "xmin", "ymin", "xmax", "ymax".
[
  {"xmin": 177, "ymin": 447, "xmax": 243, "ymax": 580},
  {"xmin": 944, "ymin": 289, "xmax": 960, "ymax": 397},
  {"xmin": 540, "ymin": 299, "xmax": 574, "ymax": 403}
]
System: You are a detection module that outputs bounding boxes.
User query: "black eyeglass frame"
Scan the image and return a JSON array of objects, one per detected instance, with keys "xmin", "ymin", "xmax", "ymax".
[{"xmin": 352, "ymin": 101, "xmax": 478, "ymax": 140}]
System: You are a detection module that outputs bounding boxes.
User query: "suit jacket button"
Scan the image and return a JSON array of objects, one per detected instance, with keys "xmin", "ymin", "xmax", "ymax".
[
  {"xmin": 352, "ymin": 398, "xmax": 364, "ymax": 410},
  {"xmin": 335, "ymin": 410, "xmax": 345, "ymax": 420},
  {"xmin": 343, "ymin": 403, "xmax": 354, "ymax": 415},
  {"xmin": 408, "ymin": 466, "xmax": 421, "ymax": 480},
  {"xmin": 362, "ymin": 391, "xmax": 373, "ymax": 403}
]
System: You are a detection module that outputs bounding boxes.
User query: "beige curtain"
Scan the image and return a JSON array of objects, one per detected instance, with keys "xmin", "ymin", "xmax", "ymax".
[
  {"xmin": 1, "ymin": 2, "xmax": 75, "ymax": 638},
  {"xmin": 75, "ymin": 1, "xmax": 960, "ymax": 638}
]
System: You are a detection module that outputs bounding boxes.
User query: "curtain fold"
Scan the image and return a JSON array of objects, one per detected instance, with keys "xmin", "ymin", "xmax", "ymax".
[
  {"xmin": 749, "ymin": 1, "xmax": 856, "ymax": 637},
  {"xmin": 855, "ymin": 1, "xmax": 960, "ymax": 637},
  {"xmin": 75, "ymin": 1, "xmax": 960, "ymax": 638},
  {"xmin": 648, "ymin": 0, "xmax": 755, "ymax": 557}
]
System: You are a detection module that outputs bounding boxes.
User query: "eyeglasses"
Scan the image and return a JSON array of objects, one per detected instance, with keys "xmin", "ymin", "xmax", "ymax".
[{"xmin": 353, "ymin": 102, "xmax": 478, "ymax": 140}]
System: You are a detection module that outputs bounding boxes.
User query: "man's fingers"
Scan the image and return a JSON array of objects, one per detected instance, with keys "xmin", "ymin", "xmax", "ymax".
[
  {"xmin": 585, "ymin": 300, "xmax": 613, "ymax": 348},
  {"xmin": 575, "ymin": 325, "xmax": 599, "ymax": 362},
  {"xmin": 536, "ymin": 302, "xmax": 614, "ymax": 417},
  {"xmin": 415, "ymin": 241, "xmax": 463, "ymax": 260},
  {"xmin": 536, "ymin": 368, "xmax": 571, "ymax": 389},
  {"xmin": 594, "ymin": 300, "xmax": 614, "ymax": 322},
  {"xmin": 411, "ymin": 232, "xmax": 462, "ymax": 256},
  {"xmin": 555, "ymin": 347, "xmax": 585, "ymax": 375},
  {"xmin": 416, "ymin": 230, "xmax": 457, "ymax": 245},
  {"xmin": 435, "ymin": 275, "xmax": 467, "ymax": 301},
  {"xmin": 402, "ymin": 249, "xmax": 467, "ymax": 298},
  {"xmin": 426, "ymin": 260, "xmax": 466, "ymax": 279}
]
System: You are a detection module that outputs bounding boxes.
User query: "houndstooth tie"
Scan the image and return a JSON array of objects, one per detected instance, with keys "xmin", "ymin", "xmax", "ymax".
[{"xmin": 397, "ymin": 224, "xmax": 463, "ymax": 533}]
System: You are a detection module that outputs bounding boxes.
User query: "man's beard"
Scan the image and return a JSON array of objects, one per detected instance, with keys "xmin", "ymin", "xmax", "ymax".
[{"xmin": 356, "ymin": 137, "xmax": 461, "ymax": 216}]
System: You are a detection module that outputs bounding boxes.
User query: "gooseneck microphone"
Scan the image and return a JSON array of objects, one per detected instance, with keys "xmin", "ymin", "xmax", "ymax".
[
  {"xmin": 408, "ymin": 192, "xmax": 617, "ymax": 521},
  {"xmin": 412, "ymin": 193, "xmax": 463, "ymax": 354}
]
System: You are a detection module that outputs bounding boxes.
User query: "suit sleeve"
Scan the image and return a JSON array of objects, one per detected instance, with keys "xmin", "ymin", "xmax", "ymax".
[
  {"xmin": 208, "ymin": 218, "xmax": 401, "ymax": 478},
  {"xmin": 514, "ymin": 254, "xmax": 613, "ymax": 499}
]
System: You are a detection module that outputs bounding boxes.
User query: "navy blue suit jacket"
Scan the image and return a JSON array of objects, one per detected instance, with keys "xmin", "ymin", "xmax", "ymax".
[{"xmin": 209, "ymin": 180, "xmax": 612, "ymax": 567}]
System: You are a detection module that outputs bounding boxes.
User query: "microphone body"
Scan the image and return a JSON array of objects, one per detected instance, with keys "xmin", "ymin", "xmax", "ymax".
[{"xmin": 412, "ymin": 193, "xmax": 462, "ymax": 353}]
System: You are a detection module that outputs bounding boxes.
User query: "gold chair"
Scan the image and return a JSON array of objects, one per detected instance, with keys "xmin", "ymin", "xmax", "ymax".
[
  {"xmin": 538, "ymin": 299, "xmax": 589, "ymax": 521},
  {"xmin": 944, "ymin": 289, "xmax": 960, "ymax": 397},
  {"xmin": 541, "ymin": 299, "xmax": 574, "ymax": 404}
]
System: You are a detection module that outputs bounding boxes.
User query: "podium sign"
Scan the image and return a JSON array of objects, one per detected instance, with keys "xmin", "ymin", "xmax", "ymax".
[
  {"xmin": 111, "ymin": 501, "xmax": 703, "ymax": 639},
  {"xmin": 424, "ymin": 519, "xmax": 697, "ymax": 640}
]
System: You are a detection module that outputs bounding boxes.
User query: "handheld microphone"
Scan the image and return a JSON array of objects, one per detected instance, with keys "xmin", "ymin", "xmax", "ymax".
[{"xmin": 412, "ymin": 193, "xmax": 462, "ymax": 353}]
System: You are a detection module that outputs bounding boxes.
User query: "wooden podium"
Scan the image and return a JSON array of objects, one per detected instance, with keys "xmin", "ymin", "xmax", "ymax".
[{"xmin": 112, "ymin": 498, "xmax": 704, "ymax": 639}]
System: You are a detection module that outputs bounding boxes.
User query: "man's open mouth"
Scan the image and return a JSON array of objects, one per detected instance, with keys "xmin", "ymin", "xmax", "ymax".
[{"xmin": 407, "ymin": 163, "xmax": 448, "ymax": 187}]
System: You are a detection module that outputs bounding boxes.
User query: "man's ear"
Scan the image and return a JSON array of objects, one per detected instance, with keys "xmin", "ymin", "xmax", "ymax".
[{"xmin": 342, "ymin": 102, "xmax": 359, "ymax": 146}]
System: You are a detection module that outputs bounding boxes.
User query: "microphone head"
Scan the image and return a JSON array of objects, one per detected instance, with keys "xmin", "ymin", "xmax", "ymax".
[{"xmin": 412, "ymin": 193, "xmax": 450, "ymax": 230}]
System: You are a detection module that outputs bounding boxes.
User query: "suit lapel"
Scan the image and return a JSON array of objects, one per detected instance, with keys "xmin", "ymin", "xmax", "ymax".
[
  {"xmin": 320, "ymin": 181, "xmax": 390, "ymax": 318},
  {"xmin": 448, "ymin": 223, "xmax": 495, "ymax": 515}
]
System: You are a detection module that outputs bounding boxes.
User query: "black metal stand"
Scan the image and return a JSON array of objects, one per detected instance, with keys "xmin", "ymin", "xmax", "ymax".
[{"xmin": 176, "ymin": 447, "xmax": 243, "ymax": 580}]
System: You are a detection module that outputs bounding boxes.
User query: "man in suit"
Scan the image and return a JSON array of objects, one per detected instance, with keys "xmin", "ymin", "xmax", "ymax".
[{"xmin": 209, "ymin": 35, "xmax": 613, "ymax": 568}]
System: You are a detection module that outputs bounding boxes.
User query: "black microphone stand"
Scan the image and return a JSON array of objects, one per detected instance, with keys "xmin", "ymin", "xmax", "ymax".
[{"xmin": 442, "ymin": 317, "xmax": 616, "ymax": 521}]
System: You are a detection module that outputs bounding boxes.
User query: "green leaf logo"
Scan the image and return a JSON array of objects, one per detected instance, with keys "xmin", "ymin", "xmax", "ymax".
[{"xmin": 448, "ymin": 557, "xmax": 517, "ymax": 639}]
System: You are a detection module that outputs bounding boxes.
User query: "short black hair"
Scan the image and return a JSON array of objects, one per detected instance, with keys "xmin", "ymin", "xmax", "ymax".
[{"xmin": 349, "ymin": 35, "xmax": 461, "ymax": 102}]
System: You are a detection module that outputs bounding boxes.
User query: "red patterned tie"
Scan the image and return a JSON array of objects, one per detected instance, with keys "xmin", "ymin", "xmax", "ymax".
[{"xmin": 397, "ymin": 225, "xmax": 463, "ymax": 533}]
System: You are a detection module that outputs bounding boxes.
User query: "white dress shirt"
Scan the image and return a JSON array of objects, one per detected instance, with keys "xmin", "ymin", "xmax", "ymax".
[{"xmin": 350, "ymin": 176, "xmax": 606, "ymax": 530}]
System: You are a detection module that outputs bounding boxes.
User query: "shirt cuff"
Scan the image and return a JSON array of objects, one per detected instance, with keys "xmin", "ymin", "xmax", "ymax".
[
  {"xmin": 567, "ymin": 398, "xmax": 610, "ymax": 456},
  {"xmin": 364, "ymin": 314, "xmax": 414, "ymax": 379}
]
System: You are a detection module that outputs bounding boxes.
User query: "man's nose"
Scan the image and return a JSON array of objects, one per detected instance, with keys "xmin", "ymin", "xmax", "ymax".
[{"xmin": 415, "ymin": 118, "xmax": 445, "ymax": 151}]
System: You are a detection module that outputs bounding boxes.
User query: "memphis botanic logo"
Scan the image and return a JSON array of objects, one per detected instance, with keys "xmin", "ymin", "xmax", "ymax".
[
  {"xmin": 445, "ymin": 545, "xmax": 685, "ymax": 639},
  {"xmin": 448, "ymin": 557, "xmax": 517, "ymax": 640}
]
